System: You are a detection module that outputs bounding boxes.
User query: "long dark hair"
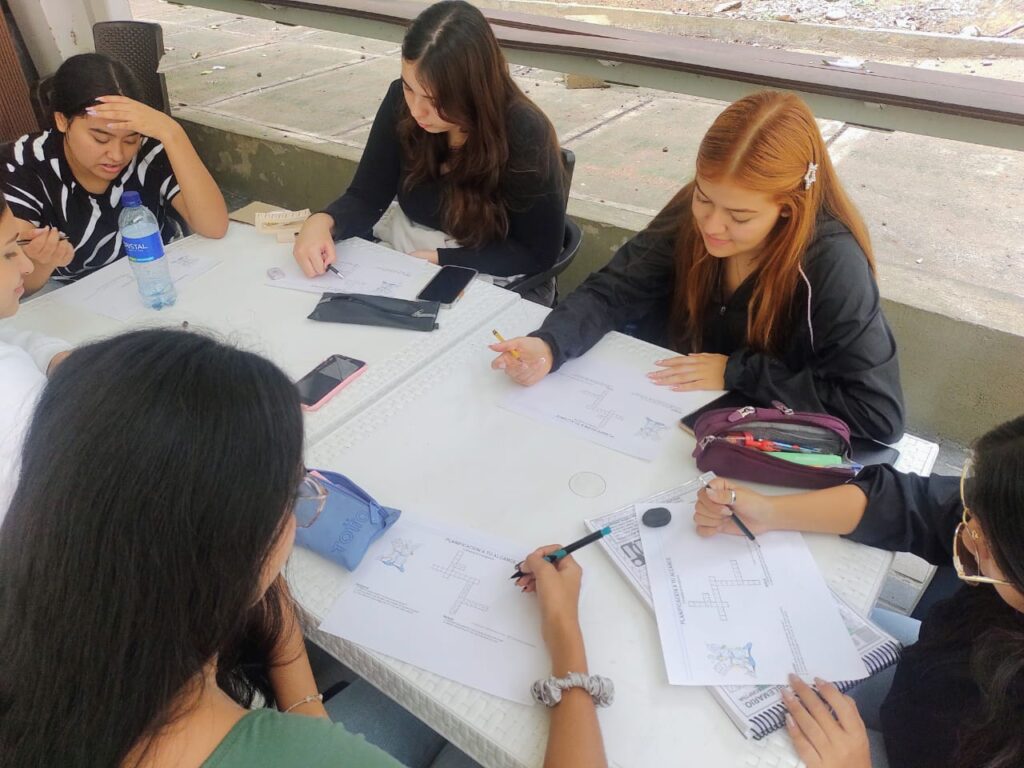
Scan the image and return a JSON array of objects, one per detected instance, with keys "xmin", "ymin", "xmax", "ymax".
[
  {"xmin": 954, "ymin": 415, "xmax": 1024, "ymax": 768},
  {"xmin": 397, "ymin": 0, "xmax": 561, "ymax": 248},
  {"xmin": 0, "ymin": 329, "xmax": 305, "ymax": 767},
  {"xmin": 910, "ymin": 415, "xmax": 1024, "ymax": 768},
  {"xmin": 657, "ymin": 91, "xmax": 873, "ymax": 354},
  {"xmin": 38, "ymin": 52, "xmax": 145, "ymax": 126}
]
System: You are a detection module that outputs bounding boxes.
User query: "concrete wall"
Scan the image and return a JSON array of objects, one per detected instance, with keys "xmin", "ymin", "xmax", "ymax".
[{"xmin": 181, "ymin": 118, "xmax": 1024, "ymax": 445}]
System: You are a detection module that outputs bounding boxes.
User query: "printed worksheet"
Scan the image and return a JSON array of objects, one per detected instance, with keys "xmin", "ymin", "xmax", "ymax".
[
  {"xmin": 639, "ymin": 503, "xmax": 867, "ymax": 685},
  {"xmin": 264, "ymin": 237, "xmax": 431, "ymax": 298},
  {"xmin": 583, "ymin": 475, "xmax": 710, "ymax": 604},
  {"xmin": 50, "ymin": 247, "xmax": 221, "ymax": 321},
  {"xmin": 319, "ymin": 516, "xmax": 547, "ymax": 705},
  {"xmin": 501, "ymin": 357, "xmax": 723, "ymax": 461}
]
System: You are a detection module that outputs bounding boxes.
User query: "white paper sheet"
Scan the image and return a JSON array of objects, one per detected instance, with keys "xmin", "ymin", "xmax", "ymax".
[
  {"xmin": 49, "ymin": 248, "xmax": 221, "ymax": 321},
  {"xmin": 584, "ymin": 475, "xmax": 711, "ymax": 605},
  {"xmin": 639, "ymin": 503, "xmax": 868, "ymax": 686},
  {"xmin": 264, "ymin": 237, "xmax": 431, "ymax": 299},
  {"xmin": 319, "ymin": 516, "xmax": 548, "ymax": 705},
  {"xmin": 500, "ymin": 357, "xmax": 724, "ymax": 461}
]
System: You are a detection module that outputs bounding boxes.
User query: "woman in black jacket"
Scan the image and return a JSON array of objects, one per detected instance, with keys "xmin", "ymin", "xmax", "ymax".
[
  {"xmin": 693, "ymin": 414, "xmax": 1024, "ymax": 768},
  {"xmin": 491, "ymin": 91, "xmax": 905, "ymax": 442}
]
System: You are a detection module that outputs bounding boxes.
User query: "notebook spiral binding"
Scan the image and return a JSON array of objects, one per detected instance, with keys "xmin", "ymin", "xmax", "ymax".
[{"xmin": 749, "ymin": 643, "xmax": 902, "ymax": 740}]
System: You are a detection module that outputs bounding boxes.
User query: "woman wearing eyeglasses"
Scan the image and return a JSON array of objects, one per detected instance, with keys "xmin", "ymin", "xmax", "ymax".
[
  {"xmin": 0, "ymin": 329, "xmax": 607, "ymax": 768},
  {"xmin": 692, "ymin": 415, "xmax": 1024, "ymax": 768}
]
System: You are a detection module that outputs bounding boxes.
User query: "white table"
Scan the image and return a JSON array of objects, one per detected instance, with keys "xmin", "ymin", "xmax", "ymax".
[
  {"xmin": 10, "ymin": 230, "xmax": 893, "ymax": 767},
  {"xmin": 10, "ymin": 224, "xmax": 518, "ymax": 444},
  {"xmin": 294, "ymin": 299, "xmax": 894, "ymax": 768}
]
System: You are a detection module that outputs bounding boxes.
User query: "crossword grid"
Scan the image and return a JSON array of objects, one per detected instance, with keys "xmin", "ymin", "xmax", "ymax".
[
  {"xmin": 687, "ymin": 560, "xmax": 763, "ymax": 621},
  {"xmin": 576, "ymin": 381, "xmax": 623, "ymax": 430},
  {"xmin": 432, "ymin": 551, "xmax": 489, "ymax": 618}
]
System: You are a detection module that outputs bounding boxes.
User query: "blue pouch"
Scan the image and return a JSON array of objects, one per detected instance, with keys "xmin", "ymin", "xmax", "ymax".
[{"xmin": 294, "ymin": 469, "xmax": 401, "ymax": 571}]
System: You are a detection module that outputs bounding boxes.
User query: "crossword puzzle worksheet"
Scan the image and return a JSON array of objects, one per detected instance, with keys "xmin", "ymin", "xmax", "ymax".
[
  {"xmin": 319, "ymin": 515, "xmax": 548, "ymax": 704},
  {"xmin": 638, "ymin": 503, "xmax": 868, "ymax": 686}
]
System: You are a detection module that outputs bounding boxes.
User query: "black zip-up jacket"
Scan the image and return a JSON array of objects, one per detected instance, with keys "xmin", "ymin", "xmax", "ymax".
[
  {"xmin": 531, "ymin": 215, "xmax": 906, "ymax": 442},
  {"xmin": 846, "ymin": 466, "xmax": 1024, "ymax": 768}
]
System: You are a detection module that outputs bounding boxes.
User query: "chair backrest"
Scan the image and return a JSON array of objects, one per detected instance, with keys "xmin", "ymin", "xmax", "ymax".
[
  {"xmin": 508, "ymin": 217, "xmax": 582, "ymax": 303},
  {"xmin": 92, "ymin": 21, "xmax": 169, "ymax": 114},
  {"xmin": 559, "ymin": 147, "xmax": 575, "ymax": 211}
]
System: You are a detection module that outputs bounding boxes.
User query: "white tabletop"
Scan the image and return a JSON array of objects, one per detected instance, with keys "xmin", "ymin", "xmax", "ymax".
[
  {"xmin": 9, "ymin": 224, "xmax": 518, "ymax": 444},
  {"xmin": 295, "ymin": 299, "xmax": 894, "ymax": 768},
  {"xmin": 8, "ymin": 232, "xmax": 892, "ymax": 767}
]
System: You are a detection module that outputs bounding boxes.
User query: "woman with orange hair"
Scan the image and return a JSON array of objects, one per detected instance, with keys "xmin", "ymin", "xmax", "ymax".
[{"xmin": 491, "ymin": 91, "xmax": 905, "ymax": 442}]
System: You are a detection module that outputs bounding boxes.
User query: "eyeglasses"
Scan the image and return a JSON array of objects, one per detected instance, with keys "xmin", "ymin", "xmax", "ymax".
[
  {"xmin": 294, "ymin": 472, "xmax": 328, "ymax": 529},
  {"xmin": 952, "ymin": 457, "xmax": 1011, "ymax": 587}
]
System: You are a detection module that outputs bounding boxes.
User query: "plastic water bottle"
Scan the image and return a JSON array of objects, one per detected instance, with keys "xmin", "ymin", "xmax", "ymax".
[{"xmin": 119, "ymin": 191, "xmax": 176, "ymax": 309}]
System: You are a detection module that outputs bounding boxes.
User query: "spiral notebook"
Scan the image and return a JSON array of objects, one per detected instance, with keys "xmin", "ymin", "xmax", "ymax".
[{"xmin": 584, "ymin": 486, "xmax": 903, "ymax": 739}]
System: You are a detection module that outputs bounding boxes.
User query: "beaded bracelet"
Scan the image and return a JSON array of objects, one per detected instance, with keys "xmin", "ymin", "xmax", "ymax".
[{"xmin": 531, "ymin": 672, "xmax": 615, "ymax": 708}]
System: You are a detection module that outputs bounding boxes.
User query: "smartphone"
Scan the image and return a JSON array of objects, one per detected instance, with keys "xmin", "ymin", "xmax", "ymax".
[
  {"xmin": 296, "ymin": 354, "xmax": 367, "ymax": 412},
  {"xmin": 416, "ymin": 265, "xmax": 477, "ymax": 307}
]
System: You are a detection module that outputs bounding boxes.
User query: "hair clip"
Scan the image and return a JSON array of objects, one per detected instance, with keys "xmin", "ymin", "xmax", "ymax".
[{"xmin": 803, "ymin": 162, "xmax": 818, "ymax": 190}]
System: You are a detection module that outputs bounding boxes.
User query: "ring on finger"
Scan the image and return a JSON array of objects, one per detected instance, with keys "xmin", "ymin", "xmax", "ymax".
[{"xmin": 729, "ymin": 489, "xmax": 737, "ymax": 506}]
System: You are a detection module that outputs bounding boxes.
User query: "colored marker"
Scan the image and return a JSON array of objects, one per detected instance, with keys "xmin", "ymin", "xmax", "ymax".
[
  {"xmin": 492, "ymin": 329, "xmax": 521, "ymax": 360},
  {"xmin": 511, "ymin": 526, "xmax": 612, "ymax": 580}
]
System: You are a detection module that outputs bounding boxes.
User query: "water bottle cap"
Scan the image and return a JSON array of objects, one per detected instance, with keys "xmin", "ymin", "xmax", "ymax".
[{"xmin": 121, "ymin": 191, "xmax": 142, "ymax": 207}]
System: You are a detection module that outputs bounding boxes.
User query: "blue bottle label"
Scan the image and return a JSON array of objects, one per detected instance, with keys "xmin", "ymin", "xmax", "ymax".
[{"xmin": 123, "ymin": 232, "xmax": 165, "ymax": 263}]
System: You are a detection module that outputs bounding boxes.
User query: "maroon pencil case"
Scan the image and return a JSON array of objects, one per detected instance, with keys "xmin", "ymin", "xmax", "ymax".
[{"xmin": 692, "ymin": 401, "xmax": 858, "ymax": 489}]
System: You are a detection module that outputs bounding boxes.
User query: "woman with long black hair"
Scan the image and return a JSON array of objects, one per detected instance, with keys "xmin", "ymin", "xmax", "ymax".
[
  {"xmin": 0, "ymin": 329, "xmax": 607, "ymax": 768},
  {"xmin": 693, "ymin": 415, "xmax": 1024, "ymax": 768},
  {"xmin": 1, "ymin": 53, "xmax": 227, "ymax": 294},
  {"xmin": 293, "ymin": 0, "xmax": 565, "ymax": 303}
]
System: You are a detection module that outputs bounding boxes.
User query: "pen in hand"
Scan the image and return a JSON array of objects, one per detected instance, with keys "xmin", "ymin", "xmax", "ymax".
[
  {"xmin": 17, "ymin": 233, "xmax": 70, "ymax": 246},
  {"xmin": 511, "ymin": 526, "xmax": 612, "ymax": 580},
  {"xmin": 699, "ymin": 474, "xmax": 757, "ymax": 542},
  {"xmin": 327, "ymin": 264, "xmax": 343, "ymax": 278}
]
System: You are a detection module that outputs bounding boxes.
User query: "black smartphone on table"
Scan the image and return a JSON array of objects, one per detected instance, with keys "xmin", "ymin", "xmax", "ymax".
[
  {"xmin": 416, "ymin": 265, "xmax": 477, "ymax": 308},
  {"xmin": 296, "ymin": 354, "xmax": 367, "ymax": 412}
]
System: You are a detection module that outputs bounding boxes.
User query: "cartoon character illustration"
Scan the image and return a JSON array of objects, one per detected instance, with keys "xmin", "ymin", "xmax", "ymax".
[
  {"xmin": 378, "ymin": 538, "xmax": 420, "ymax": 572},
  {"xmin": 707, "ymin": 642, "xmax": 757, "ymax": 677}
]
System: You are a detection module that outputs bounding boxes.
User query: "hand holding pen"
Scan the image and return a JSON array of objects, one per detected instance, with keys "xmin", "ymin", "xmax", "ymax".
[
  {"xmin": 694, "ymin": 476, "xmax": 768, "ymax": 541},
  {"xmin": 511, "ymin": 527, "xmax": 611, "ymax": 581},
  {"xmin": 17, "ymin": 227, "xmax": 74, "ymax": 271}
]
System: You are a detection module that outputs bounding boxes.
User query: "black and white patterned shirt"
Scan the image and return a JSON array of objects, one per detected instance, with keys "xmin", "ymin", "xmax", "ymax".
[{"xmin": 1, "ymin": 130, "xmax": 181, "ymax": 283}]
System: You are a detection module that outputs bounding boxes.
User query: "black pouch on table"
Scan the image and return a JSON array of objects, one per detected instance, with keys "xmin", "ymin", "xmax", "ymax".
[{"xmin": 308, "ymin": 293, "xmax": 440, "ymax": 332}]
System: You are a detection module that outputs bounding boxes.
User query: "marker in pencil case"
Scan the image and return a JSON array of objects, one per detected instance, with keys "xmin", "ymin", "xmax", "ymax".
[
  {"xmin": 723, "ymin": 432, "xmax": 822, "ymax": 454},
  {"xmin": 511, "ymin": 526, "xmax": 611, "ymax": 580}
]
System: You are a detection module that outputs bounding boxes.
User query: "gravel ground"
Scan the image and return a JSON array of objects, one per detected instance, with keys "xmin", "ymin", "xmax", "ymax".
[{"xmin": 568, "ymin": 0, "xmax": 1021, "ymax": 36}]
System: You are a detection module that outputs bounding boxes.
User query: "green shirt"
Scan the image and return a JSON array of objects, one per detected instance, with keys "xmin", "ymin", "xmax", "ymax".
[{"xmin": 202, "ymin": 709, "xmax": 403, "ymax": 768}]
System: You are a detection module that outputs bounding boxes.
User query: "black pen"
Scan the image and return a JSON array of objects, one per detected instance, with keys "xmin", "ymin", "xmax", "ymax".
[
  {"xmin": 327, "ymin": 264, "xmax": 343, "ymax": 278},
  {"xmin": 511, "ymin": 526, "xmax": 612, "ymax": 580},
  {"xmin": 17, "ymin": 234, "xmax": 70, "ymax": 246},
  {"xmin": 699, "ymin": 474, "xmax": 756, "ymax": 542}
]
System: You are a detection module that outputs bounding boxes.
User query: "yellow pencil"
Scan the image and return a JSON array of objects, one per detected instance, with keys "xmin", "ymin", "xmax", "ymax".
[{"xmin": 491, "ymin": 329, "xmax": 521, "ymax": 360}]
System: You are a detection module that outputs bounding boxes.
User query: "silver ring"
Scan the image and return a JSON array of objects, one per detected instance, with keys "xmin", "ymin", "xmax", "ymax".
[{"xmin": 729, "ymin": 489, "xmax": 737, "ymax": 506}]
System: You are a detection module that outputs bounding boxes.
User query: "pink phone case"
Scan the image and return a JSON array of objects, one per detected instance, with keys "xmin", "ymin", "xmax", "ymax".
[{"xmin": 300, "ymin": 359, "xmax": 368, "ymax": 412}]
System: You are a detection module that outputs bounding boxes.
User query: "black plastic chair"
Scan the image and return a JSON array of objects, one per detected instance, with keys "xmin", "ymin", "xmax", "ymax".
[
  {"xmin": 93, "ymin": 21, "xmax": 170, "ymax": 114},
  {"xmin": 507, "ymin": 217, "xmax": 582, "ymax": 305},
  {"xmin": 506, "ymin": 147, "xmax": 581, "ymax": 306}
]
